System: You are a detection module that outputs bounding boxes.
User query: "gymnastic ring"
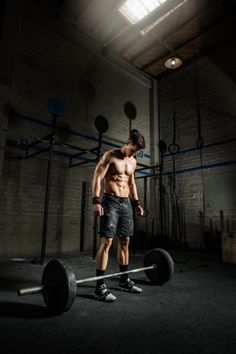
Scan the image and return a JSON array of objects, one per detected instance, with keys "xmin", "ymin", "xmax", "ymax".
[{"xmin": 168, "ymin": 143, "xmax": 180, "ymax": 154}]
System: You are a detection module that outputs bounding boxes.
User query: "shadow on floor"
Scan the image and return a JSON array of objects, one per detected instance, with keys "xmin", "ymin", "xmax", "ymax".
[{"xmin": 0, "ymin": 301, "xmax": 53, "ymax": 319}]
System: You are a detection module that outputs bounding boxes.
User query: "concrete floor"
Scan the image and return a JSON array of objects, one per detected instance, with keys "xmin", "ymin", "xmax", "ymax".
[{"xmin": 0, "ymin": 250, "xmax": 236, "ymax": 354}]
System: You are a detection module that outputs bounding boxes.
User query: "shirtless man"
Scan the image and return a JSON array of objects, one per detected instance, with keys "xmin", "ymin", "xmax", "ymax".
[{"xmin": 92, "ymin": 130, "xmax": 145, "ymax": 301}]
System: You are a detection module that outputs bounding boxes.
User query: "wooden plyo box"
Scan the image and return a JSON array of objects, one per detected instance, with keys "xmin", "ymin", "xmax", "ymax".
[{"xmin": 221, "ymin": 232, "xmax": 236, "ymax": 264}]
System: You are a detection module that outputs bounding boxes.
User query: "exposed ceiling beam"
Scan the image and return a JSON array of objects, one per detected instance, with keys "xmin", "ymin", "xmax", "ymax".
[
  {"xmin": 119, "ymin": 35, "xmax": 173, "ymax": 57},
  {"xmin": 103, "ymin": 0, "xmax": 190, "ymax": 49},
  {"xmin": 121, "ymin": 39, "xmax": 171, "ymax": 59},
  {"xmin": 127, "ymin": 2, "xmax": 222, "ymax": 63},
  {"xmin": 162, "ymin": 3, "xmax": 222, "ymax": 44},
  {"xmin": 128, "ymin": 41, "xmax": 170, "ymax": 64},
  {"xmin": 142, "ymin": 19, "xmax": 230, "ymax": 71}
]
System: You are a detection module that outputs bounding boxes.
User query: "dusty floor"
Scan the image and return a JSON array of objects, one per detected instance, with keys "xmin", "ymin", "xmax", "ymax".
[{"xmin": 0, "ymin": 250, "xmax": 236, "ymax": 354}]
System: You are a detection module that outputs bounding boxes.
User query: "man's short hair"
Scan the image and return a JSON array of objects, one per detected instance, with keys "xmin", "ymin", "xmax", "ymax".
[{"xmin": 128, "ymin": 130, "xmax": 145, "ymax": 149}]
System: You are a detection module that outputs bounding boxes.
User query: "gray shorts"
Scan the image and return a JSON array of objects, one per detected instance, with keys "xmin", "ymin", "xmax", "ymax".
[{"xmin": 100, "ymin": 194, "xmax": 134, "ymax": 238}]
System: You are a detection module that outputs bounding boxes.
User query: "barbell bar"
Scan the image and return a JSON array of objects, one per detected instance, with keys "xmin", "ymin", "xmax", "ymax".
[
  {"xmin": 17, "ymin": 248, "xmax": 174, "ymax": 314},
  {"xmin": 18, "ymin": 265, "xmax": 156, "ymax": 296}
]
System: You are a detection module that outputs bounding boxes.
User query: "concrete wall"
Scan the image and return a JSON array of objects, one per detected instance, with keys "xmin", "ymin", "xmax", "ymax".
[
  {"xmin": 158, "ymin": 41, "xmax": 236, "ymax": 249},
  {"xmin": 0, "ymin": 0, "xmax": 151, "ymax": 258}
]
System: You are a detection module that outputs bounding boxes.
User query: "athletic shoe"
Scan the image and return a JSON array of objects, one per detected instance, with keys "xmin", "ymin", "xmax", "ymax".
[
  {"xmin": 119, "ymin": 278, "xmax": 142, "ymax": 293},
  {"xmin": 94, "ymin": 284, "xmax": 117, "ymax": 302}
]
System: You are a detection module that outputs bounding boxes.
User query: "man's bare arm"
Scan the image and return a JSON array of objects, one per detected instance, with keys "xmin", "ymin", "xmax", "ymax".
[
  {"xmin": 92, "ymin": 151, "xmax": 111, "ymax": 198},
  {"xmin": 129, "ymin": 170, "xmax": 144, "ymax": 216},
  {"xmin": 129, "ymin": 172, "xmax": 139, "ymax": 201}
]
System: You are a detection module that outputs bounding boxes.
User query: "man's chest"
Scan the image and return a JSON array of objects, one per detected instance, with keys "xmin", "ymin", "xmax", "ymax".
[{"xmin": 109, "ymin": 158, "xmax": 135, "ymax": 175}]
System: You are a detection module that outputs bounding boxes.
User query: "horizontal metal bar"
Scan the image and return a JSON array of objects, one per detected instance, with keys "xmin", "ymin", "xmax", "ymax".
[
  {"xmin": 18, "ymin": 285, "xmax": 45, "ymax": 296},
  {"xmin": 76, "ymin": 265, "xmax": 155, "ymax": 285},
  {"xmin": 70, "ymin": 151, "xmax": 89, "ymax": 158},
  {"xmin": 136, "ymin": 159, "xmax": 236, "ymax": 178},
  {"xmin": 55, "ymin": 141, "xmax": 87, "ymax": 153},
  {"xmin": 7, "ymin": 113, "xmax": 151, "ymax": 158},
  {"xmin": 136, "ymin": 164, "xmax": 159, "ymax": 171},
  {"xmin": 26, "ymin": 134, "xmax": 52, "ymax": 149},
  {"xmin": 17, "ymin": 265, "xmax": 155, "ymax": 296},
  {"xmin": 25, "ymin": 147, "xmax": 50, "ymax": 159},
  {"xmin": 70, "ymin": 147, "xmax": 99, "ymax": 159}
]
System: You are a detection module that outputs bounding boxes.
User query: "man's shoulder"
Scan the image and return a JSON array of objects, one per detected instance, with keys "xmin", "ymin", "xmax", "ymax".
[
  {"xmin": 105, "ymin": 148, "xmax": 121, "ymax": 157},
  {"xmin": 103, "ymin": 149, "xmax": 117, "ymax": 156},
  {"xmin": 129, "ymin": 155, "xmax": 137, "ymax": 163},
  {"xmin": 101, "ymin": 149, "xmax": 120, "ymax": 161}
]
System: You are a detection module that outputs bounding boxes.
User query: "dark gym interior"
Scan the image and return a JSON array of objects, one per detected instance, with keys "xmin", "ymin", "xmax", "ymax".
[{"xmin": 0, "ymin": 1, "xmax": 236, "ymax": 353}]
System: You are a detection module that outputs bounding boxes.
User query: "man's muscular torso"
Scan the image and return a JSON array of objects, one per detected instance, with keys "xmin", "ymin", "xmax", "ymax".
[{"xmin": 104, "ymin": 149, "xmax": 136, "ymax": 197}]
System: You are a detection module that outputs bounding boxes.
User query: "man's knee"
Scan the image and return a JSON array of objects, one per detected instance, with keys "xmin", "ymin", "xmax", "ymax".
[
  {"xmin": 101, "ymin": 237, "xmax": 113, "ymax": 252},
  {"xmin": 119, "ymin": 236, "xmax": 130, "ymax": 249}
]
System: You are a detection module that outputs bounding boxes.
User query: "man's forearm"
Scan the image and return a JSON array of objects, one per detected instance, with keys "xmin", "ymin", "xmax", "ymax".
[
  {"xmin": 129, "ymin": 184, "xmax": 139, "ymax": 201},
  {"xmin": 92, "ymin": 176, "xmax": 101, "ymax": 197}
]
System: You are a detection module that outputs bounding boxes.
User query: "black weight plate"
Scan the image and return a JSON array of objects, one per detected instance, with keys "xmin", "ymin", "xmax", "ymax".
[
  {"xmin": 144, "ymin": 248, "xmax": 174, "ymax": 285},
  {"xmin": 124, "ymin": 102, "xmax": 137, "ymax": 120},
  {"xmin": 95, "ymin": 115, "xmax": 109, "ymax": 133},
  {"xmin": 47, "ymin": 97, "xmax": 65, "ymax": 117},
  {"xmin": 158, "ymin": 140, "xmax": 167, "ymax": 154},
  {"xmin": 42, "ymin": 260, "xmax": 77, "ymax": 314}
]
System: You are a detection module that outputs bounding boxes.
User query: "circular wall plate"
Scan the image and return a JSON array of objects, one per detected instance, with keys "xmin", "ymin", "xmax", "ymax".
[
  {"xmin": 158, "ymin": 140, "xmax": 167, "ymax": 154},
  {"xmin": 95, "ymin": 115, "xmax": 109, "ymax": 133},
  {"xmin": 47, "ymin": 97, "xmax": 65, "ymax": 117},
  {"xmin": 124, "ymin": 102, "xmax": 137, "ymax": 120}
]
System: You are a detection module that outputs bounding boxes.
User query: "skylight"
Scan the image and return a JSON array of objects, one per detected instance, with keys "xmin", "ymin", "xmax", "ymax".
[
  {"xmin": 141, "ymin": 0, "xmax": 188, "ymax": 35},
  {"xmin": 119, "ymin": 0, "xmax": 168, "ymax": 25}
]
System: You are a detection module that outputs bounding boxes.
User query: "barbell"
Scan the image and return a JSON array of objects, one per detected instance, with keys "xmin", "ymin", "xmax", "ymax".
[{"xmin": 17, "ymin": 248, "xmax": 174, "ymax": 315}]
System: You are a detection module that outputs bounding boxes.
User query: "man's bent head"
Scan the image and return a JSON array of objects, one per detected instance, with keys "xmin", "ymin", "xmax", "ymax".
[{"xmin": 128, "ymin": 130, "xmax": 145, "ymax": 150}]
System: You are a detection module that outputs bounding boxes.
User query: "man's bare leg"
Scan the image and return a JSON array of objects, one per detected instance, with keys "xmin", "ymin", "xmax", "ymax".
[
  {"xmin": 96, "ymin": 237, "xmax": 113, "ymax": 270},
  {"xmin": 95, "ymin": 237, "xmax": 117, "ymax": 301},
  {"xmin": 117, "ymin": 236, "xmax": 130, "ymax": 265},
  {"xmin": 117, "ymin": 236, "xmax": 142, "ymax": 293},
  {"xmin": 117, "ymin": 236, "xmax": 130, "ymax": 283}
]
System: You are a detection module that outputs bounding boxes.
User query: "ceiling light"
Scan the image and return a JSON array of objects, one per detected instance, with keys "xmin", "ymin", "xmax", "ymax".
[{"xmin": 164, "ymin": 57, "xmax": 182, "ymax": 69}]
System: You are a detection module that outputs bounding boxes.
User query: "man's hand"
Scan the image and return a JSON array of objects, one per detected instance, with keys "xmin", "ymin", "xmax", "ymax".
[
  {"xmin": 136, "ymin": 205, "xmax": 144, "ymax": 216},
  {"xmin": 93, "ymin": 203, "xmax": 104, "ymax": 216}
]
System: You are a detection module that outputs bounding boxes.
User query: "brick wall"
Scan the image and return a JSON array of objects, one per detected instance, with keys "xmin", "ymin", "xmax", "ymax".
[
  {"xmin": 0, "ymin": 0, "xmax": 151, "ymax": 258},
  {"xmin": 158, "ymin": 42, "xmax": 236, "ymax": 248}
]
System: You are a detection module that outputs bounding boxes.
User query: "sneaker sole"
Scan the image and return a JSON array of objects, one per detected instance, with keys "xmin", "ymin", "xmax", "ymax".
[
  {"xmin": 118, "ymin": 287, "xmax": 142, "ymax": 294},
  {"xmin": 94, "ymin": 294, "xmax": 117, "ymax": 302}
]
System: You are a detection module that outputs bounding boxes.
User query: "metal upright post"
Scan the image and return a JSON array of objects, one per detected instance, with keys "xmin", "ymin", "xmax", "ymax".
[
  {"xmin": 157, "ymin": 140, "xmax": 167, "ymax": 248},
  {"xmin": 80, "ymin": 181, "xmax": 87, "ymax": 252},
  {"xmin": 92, "ymin": 116, "xmax": 109, "ymax": 259},
  {"xmin": 40, "ymin": 115, "xmax": 57, "ymax": 265},
  {"xmin": 159, "ymin": 151, "xmax": 164, "ymax": 247},
  {"xmin": 144, "ymin": 176, "xmax": 148, "ymax": 239},
  {"xmin": 92, "ymin": 131, "xmax": 102, "ymax": 259},
  {"xmin": 25, "ymin": 97, "xmax": 65, "ymax": 265}
]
